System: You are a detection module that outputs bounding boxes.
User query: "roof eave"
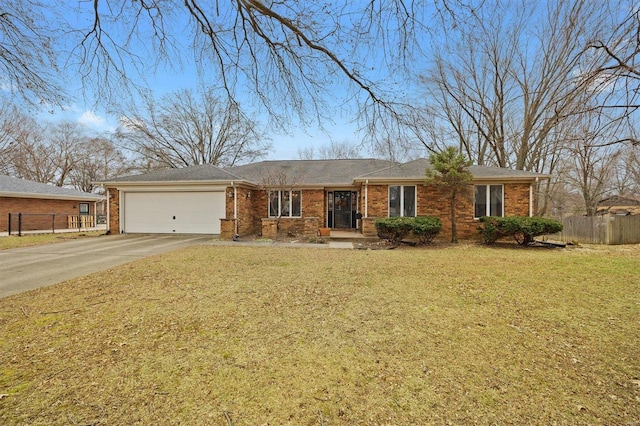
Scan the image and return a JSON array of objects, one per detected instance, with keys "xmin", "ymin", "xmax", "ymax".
[
  {"xmin": 98, "ymin": 179, "xmax": 256, "ymax": 188},
  {"xmin": 0, "ymin": 192, "xmax": 104, "ymax": 201},
  {"xmin": 355, "ymin": 174, "xmax": 551, "ymax": 183}
]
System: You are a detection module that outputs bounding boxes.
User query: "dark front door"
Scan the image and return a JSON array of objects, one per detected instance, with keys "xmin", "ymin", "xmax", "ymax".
[{"xmin": 333, "ymin": 191, "xmax": 352, "ymax": 228}]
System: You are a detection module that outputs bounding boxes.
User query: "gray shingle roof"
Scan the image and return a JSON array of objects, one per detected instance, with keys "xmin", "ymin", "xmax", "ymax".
[
  {"xmin": 0, "ymin": 175, "xmax": 103, "ymax": 200},
  {"xmin": 101, "ymin": 164, "xmax": 243, "ymax": 183},
  {"xmin": 99, "ymin": 158, "xmax": 548, "ymax": 187},
  {"xmin": 226, "ymin": 159, "xmax": 397, "ymax": 186},
  {"xmin": 356, "ymin": 158, "xmax": 549, "ymax": 181}
]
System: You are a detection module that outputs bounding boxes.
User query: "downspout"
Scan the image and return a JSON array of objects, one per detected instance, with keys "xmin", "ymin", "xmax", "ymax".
[
  {"xmin": 106, "ymin": 189, "xmax": 110, "ymax": 234},
  {"xmin": 119, "ymin": 189, "xmax": 124, "ymax": 233},
  {"xmin": 364, "ymin": 180, "xmax": 369, "ymax": 218},
  {"xmin": 530, "ymin": 178, "xmax": 537, "ymax": 217},
  {"xmin": 232, "ymin": 182, "xmax": 238, "ymax": 236}
]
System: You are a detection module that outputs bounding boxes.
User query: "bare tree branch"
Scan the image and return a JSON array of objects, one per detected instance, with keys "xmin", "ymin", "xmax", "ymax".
[{"xmin": 116, "ymin": 88, "xmax": 271, "ymax": 169}]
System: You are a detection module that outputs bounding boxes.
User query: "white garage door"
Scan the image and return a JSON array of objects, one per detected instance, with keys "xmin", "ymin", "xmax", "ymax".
[{"xmin": 123, "ymin": 191, "xmax": 226, "ymax": 234}]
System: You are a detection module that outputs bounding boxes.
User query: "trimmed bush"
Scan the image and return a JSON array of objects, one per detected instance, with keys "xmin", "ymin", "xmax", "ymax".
[
  {"xmin": 411, "ymin": 216, "xmax": 443, "ymax": 244},
  {"xmin": 478, "ymin": 216, "xmax": 563, "ymax": 245},
  {"xmin": 375, "ymin": 216, "xmax": 442, "ymax": 245},
  {"xmin": 375, "ymin": 217, "xmax": 414, "ymax": 244}
]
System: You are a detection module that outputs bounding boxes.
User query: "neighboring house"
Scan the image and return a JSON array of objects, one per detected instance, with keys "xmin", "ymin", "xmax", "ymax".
[
  {"xmin": 596, "ymin": 195, "xmax": 640, "ymax": 216},
  {"xmin": 0, "ymin": 175, "xmax": 104, "ymax": 233},
  {"xmin": 99, "ymin": 158, "xmax": 549, "ymax": 241}
]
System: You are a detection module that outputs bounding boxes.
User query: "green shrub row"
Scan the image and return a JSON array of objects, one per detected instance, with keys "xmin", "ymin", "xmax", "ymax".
[
  {"xmin": 375, "ymin": 216, "xmax": 443, "ymax": 245},
  {"xmin": 478, "ymin": 216, "xmax": 563, "ymax": 245}
]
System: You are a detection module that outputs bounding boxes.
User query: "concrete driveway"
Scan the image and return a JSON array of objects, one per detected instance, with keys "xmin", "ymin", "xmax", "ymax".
[{"xmin": 0, "ymin": 234, "xmax": 214, "ymax": 298}]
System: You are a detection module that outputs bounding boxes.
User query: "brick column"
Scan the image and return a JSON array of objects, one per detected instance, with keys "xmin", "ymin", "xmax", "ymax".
[
  {"xmin": 261, "ymin": 218, "xmax": 278, "ymax": 239},
  {"xmin": 107, "ymin": 188, "xmax": 120, "ymax": 234},
  {"xmin": 303, "ymin": 217, "xmax": 320, "ymax": 236},
  {"xmin": 362, "ymin": 217, "xmax": 378, "ymax": 236},
  {"xmin": 220, "ymin": 219, "xmax": 236, "ymax": 240}
]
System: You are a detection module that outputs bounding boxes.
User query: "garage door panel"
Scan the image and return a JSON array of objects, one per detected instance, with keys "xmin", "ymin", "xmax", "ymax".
[{"xmin": 123, "ymin": 192, "xmax": 225, "ymax": 234}]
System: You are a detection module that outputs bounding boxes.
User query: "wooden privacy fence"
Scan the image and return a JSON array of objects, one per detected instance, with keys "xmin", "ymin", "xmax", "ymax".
[{"xmin": 552, "ymin": 214, "xmax": 640, "ymax": 245}]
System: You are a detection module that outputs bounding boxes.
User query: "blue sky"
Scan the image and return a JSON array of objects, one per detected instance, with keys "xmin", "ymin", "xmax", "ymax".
[
  {"xmin": 24, "ymin": 1, "xmax": 405, "ymax": 161},
  {"xmin": 39, "ymin": 100, "xmax": 360, "ymax": 160},
  {"xmin": 22, "ymin": 0, "xmax": 437, "ymax": 161}
]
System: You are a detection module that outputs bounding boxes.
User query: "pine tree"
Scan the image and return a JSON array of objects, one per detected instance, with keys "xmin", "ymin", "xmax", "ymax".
[{"xmin": 425, "ymin": 147, "xmax": 473, "ymax": 243}]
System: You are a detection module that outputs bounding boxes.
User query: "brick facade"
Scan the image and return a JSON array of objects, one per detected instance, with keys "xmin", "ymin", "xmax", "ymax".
[
  {"xmin": 302, "ymin": 189, "xmax": 326, "ymax": 224},
  {"xmin": 219, "ymin": 218, "xmax": 236, "ymax": 240},
  {"xmin": 105, "ymin": 181, "xmax": 534, "ymax": 241},
  {"xmin": 1, "ymin": 196, "xmax": 95, "ymax": 233},
  {"xmin": 224, "ymin": 186, "xmax": 263, "ymax": 236},
  {"xmin": 504, "ymin": 182, "xmax": 531, "ymax": 216},
  {"xmin": 229, "ymin": 187, "xmax": 327, "ymax": 237},
  {"xmin": 361, "ymin": 182, "xmax": 534, "ymax": 241},
  {"xmin": 363, "ymin": 185, "xmax": 388, "ymax": 217}
]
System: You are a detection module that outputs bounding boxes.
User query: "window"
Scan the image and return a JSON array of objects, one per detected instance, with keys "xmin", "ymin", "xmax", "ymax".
[
  {"xmin": 474, "ymin": 185, "xmax": 503, "ymax": 218},
  {"xmin": 389, "ymin": 185, "xmax": 416, "ymax": 217},
  {"xmin": 79, "ymin": 203, "xmax": 90, "ymax": 215},
  {"xmin": 268, "ymin": 190, "xmax": 302, "ymax": 217}
]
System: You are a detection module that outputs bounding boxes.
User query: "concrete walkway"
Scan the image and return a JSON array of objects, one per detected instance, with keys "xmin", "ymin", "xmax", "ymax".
[{"xmin": 328, "ymin": 241, "xmax": 355, "ymax": 249}]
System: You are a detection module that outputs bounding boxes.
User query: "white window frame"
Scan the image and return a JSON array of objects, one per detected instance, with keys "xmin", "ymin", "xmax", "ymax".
[
  {"xmin": 268, "ymin": 190, "xmax": 302, "ymax": 218},
  {"xmin": 388, "ymin": 185, "xmax": 417, "ymax": 217},
  {"xmin": 474, "ymin": 184, "xmax": 504, "ymax": 218}
]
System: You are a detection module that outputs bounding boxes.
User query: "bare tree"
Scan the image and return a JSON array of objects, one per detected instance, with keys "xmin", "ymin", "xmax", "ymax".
[
  {"xmin": 68, "ymin": 137, "xmax": 131, "ymax": 193},
  {"xmin": 0, "ymin": 102, "xmax": 26, "ymax": 174},
  {"xmin": 0, "ymin": 1, "xmax": 66, "ymax": 106},
  {"xmin": 581, "ymin": 6, "xmax": 640, "ymax": 147},
  {"xmin": 9, "ymin": 121, "xmax": 87, "ymax": 186},
  {"xmin": 563, "ymin": 140, "xmax": 620, "ymax": 216},
  {"xmin": 115, "ymin": 88, "xmax": 270, "ymax": 169},
  {"xmin": 297, "ymin": 140, "xmax": 363, "ymax": 160},
  {"xmin": 614, "ymin": 149, "xmax": 640, "ymax": 195},
  {"xmin": 319, "ymin": 140, "xmax": 363, "ymax": 159},
  {"xmin": 48, "ymin": 122, "xmax": 87, "ymax": 186},
  {"xmin": 0, "ymin": 1, "xmax": 444, "ymax": 124},
  {"xmin": 421, "ymin": 1, "xmax": 614, "ymax": 169},
  {"xmin": 411, "ymin": 0, "xmax": 635, "ymax": 215},
  {"xmin": 259, "ymin": 166, "xmax": 305, "ymax": 234},
  {"xmin": 296, "ymin": 146, "xmax": 316, "ymax": 160}
]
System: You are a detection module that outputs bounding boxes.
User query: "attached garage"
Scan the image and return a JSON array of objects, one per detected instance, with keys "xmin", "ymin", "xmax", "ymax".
[
  {"xmin": 121, "ymin": 191, "xmax": 226, "ymax": 234},
  {"xmin": 98, "ymin": 164, "xmax": 244, "ymax": 235}
]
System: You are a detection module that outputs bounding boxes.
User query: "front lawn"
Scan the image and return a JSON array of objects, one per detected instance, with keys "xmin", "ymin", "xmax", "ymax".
[
  {"xmin": 0, "ymin": 245, "xmax": 638, "ymax": 424},
  {"xmin": 0, "ymin": 231, "xmax": 105, "ymax": 251}
]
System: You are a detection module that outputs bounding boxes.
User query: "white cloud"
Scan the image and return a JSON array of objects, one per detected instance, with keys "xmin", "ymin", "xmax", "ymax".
[
  {"xmin": 78, "ymin": 110, "xmax": 104, "ymax": 126},
  {"xmin": 77, "ymin": 110, "xmax": 116, "ymax": 132}
]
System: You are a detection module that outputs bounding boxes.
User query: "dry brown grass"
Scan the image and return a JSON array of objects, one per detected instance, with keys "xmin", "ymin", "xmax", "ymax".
[
  {"xmin": 0, "ymin": 231, "xmax": 105, "ymax": 251},
  {"xmin": 1, "ymin": 244, "xmax": 638, "ymax": 425}
]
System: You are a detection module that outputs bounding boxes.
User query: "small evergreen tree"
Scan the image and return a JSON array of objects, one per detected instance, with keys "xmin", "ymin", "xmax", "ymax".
[{"xmin": 425, "ymin": 147, "xmax": 473, "ymax": 243}]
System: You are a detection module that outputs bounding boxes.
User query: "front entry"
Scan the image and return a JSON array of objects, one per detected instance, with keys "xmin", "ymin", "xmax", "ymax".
[{"xmin": 328, "ymin": 191, "xmax": 358, "ymax": 229}]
